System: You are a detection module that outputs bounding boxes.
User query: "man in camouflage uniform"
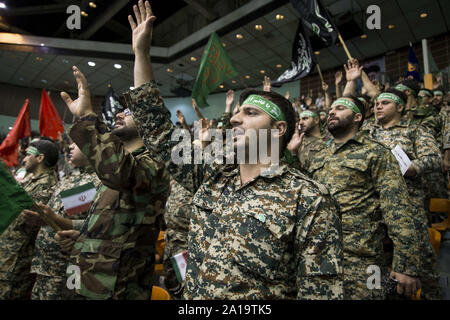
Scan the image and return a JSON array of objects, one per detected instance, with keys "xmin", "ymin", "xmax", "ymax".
[
  {"xmin": 124, "ymin": 1, "xmax": 343, "ymax": 299},
  {"xmin": 0, "ymin": 139, "xmax": 59, "ymax": 299},
  {"xmin": 54, "ymin": 65, "xmax": 170, "ymax": 300},
  {"xmin": 367, "ymin": 88, "xmax": 442, "ymax": 299},
  {"xmin": 22, "ymin": 142, "xmax": 102, "ymax": 300},
  {"xmin": 304, "ymin": 95, "xmax": 422, "ymax": 299},
  {"xmin": 289, "ymin": 110, "xmax": 328, "ymax": 170},
  {"xmin": 162, "ymin": 179, "xmax": 192, "ymax": 299},
  {"xmin": 408, "ymin": 89, "xmax": 441, "ymax": 138}
]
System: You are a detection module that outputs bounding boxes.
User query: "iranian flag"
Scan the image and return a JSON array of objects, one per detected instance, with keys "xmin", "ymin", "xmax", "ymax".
[
  {"xmin": 170, "ymin": 251, "xmax": 188, "ymax": 283},
  {"xmin": 59, "ymin": 182, "xmax": 96, "ymax": 216}
]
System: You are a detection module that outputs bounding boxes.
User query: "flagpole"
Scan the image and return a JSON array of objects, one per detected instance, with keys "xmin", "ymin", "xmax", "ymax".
[
  {"xmin": 32, "ymin": 203, "xmax": 62, "ymax": 232},
  {"xmin": 422, "ymin": 39, "xmax": 433, "ymax": 90},
  {"xmin": 338, "ymin": 33, "xmax": 353, "ymax": 60},
  {"xmin": 316, "ymin": 64, "xmax": 324, "ymax": 85}
]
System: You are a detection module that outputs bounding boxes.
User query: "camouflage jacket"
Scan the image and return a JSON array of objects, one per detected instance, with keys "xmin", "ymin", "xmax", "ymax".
[
  {"xmin": 444, "ymin": 109, "xmax": 450, "ymax": 150},
  {"xmin": 30, "ymin": 166, "xmax": 102, "ymax": 278},
  {"xmin": 366, "ymin": 120, "xmax": 441, "ymax": 215},
  {"xmin": 0, "ymin": 171, "xmax": 57, "ymax": 281},
  {"xmin": 305, "ymin": 131, "xmax": 420, "ymax": 276},
  {"xmin": 124, "ymin": 81, "xmax": 344, "ymax": 300},
  {"xmin": 297, "ymin": 133, "xmax": 327, "ymax": 170},
  {"xmin": 67, "ymin": 115, "xmax": 170, "ymax": 300},
  {"xmin": 407, "ymin": 104, "xmax": 442, "ymax": 140}
]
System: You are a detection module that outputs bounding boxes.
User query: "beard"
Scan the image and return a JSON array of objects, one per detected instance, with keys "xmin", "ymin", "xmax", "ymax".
[
  {"xmin": 327, "ymin": 113, "xmax": 355, "ymax": 137},
  {"xmin": 112, "ymin": 125, "xmax": 139, "ymax": 141}
]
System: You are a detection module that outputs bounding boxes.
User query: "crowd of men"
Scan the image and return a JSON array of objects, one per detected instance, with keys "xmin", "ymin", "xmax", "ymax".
[{"xmin": 0, "ymin": 0, "xmax": 449, "ymax": 300}]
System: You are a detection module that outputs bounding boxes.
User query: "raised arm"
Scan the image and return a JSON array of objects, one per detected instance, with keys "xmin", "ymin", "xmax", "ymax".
[
  {"xmin": 343, "ymin": 59, "xmax": 362, "ymax": 96},
  {"xmin": 191, "ymin": 98, "xmax": 205, "ymax": 120},
  {"xmin": 176, "ymin": 109, "xmax": 190, "ymax": 131},
  {"xmin": 334, "ymin": 71, "xmax": 343, "ymax": 99},
  {"xmin": 361, "ymin": 71, "xmax": 381, "ymax": 99},
  {"xmin": 322, "ymin": 82, "xmax": 331, "ymax": 109},
  {"xmin": 263, "ymin": 75, "xmax": 271, "ymax": 92}
]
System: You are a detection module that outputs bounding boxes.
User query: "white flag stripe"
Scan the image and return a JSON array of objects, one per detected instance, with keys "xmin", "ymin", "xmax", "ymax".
[
  {"xmin": 173, "ymin": 252, "xmax": 187, "ymax": 281},
  {"xmin": 61, "ymin": 188, "xmax": 97, "ymax": 210}
]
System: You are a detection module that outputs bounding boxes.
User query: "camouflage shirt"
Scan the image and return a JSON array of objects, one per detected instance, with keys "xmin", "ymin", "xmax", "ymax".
[
  {"xmin": 67, "ymin": 115, "xmax": 170, "ymax": 300},
  {"xmin": 124, "ymin": 81, "xmax": 344, "ymax": 300},
  {"xmin": 366, "ymin": 120, "xmax": 441, "ymax": 215},
  {"xmin": 407, "ymin": 104, "xmax": 442, "ymax": 140},
  {"xmin": 305, "ymin": 131, "xmax": 420, "ymax": 276},
  {"xmin": 297, "ymin": 133, "xmax": 327, "ymax": 170},
  {"xmin": 0, "ymin": 171, "xmax": 57, "ymax": 281},
  {"xmin": 30, "ymin": 166, "xmax": 102, "ymax": 278}
]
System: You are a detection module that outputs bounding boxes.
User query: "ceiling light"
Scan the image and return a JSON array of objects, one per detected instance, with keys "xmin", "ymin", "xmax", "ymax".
[
  {"xmin": 314, "ymin": 51, "xmax": 320, "ymax": 55},
  {"xmin": 231, "ymin": 80, "xmax": 236, "ymax": 84},
  {"xmin": 190, "ymin": 56, "xmax": 197, "ymax": 62},
  {"xmin": 88, "ymin": 61, "xmax": 96, "ymax": 67},
  {"xmin": 114, "ymin": 64, "xmax": 122, "ymax": 69},
  {"xmin": 260, "ymin": 70, "xmax": 265, "ymax": 74},
  {"xmin": 420, "ymin": 13, "xmax": 427, "ymax": 18},
  {"xmin": 41, "ymin": 79, "xmax": 47, "ymax": 83},
  {"xmin": 89, "ymin": 2, "xmax": 97, "ymax": 8},
  {"xmin": 361, "ymin": 34, "xmax": 367, "ymax": 39},
  {"xmin": 276, "ymin": 14, "xmax": 284, "ymax": 20},
  {"xmin": 219, "ymin": 85, "xmax": 224, "ymax": 89},
  {"xmin": 0, "ymin": 3, "xmax": 6, "ymax": 9},
  {"xmin": 81, "ymin": 11, "xmax": 88, "ymax": 17},
  {"xmin": 276, "ymin": 64, "xmax": 282, "ymax": 68},
  {"xmin": 255, "ymin": 25, "xmax": 263, "ymax": 31},
  {"xmin": 222, "ymin": 42, "xmax": 226, "ymax": 47},
  {"xmin": 245, "ymin": 75, "xmax": 250, "ymax": 79},
  {"xmin": 40, "ymin": 43, "xmax": 45, "ymax": 47},
  {"xmin": 166, "ymin": 68, "xmax": 173, "ymax": 73},
  {"xmin": 107, "ymin": 84, "xmax": 111, "ymax": 88},
  {"xmin": 236, "ymin": 34, "xmax": 244, "ymax": 39},
  {"xmin": 388, "ymin": 24, "xmax": 395, "ymax": 29}
]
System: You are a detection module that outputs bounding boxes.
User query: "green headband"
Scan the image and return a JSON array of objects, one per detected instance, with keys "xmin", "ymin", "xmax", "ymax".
[
  {"xmin": 300, "ymin": 111, "xmax": 317, "ymax": 118},
  {"xmin": 331, "ymin": 98, "xmax": 361, "ymax": 114},
  {"xmin": 418, "ymin": 89, "xmax": 433, "ymax": 97},
  {"xmin": 434, "ymin": 90, "xmax": 443, "ymax": 96},
  {"xmin": 319, "ymin": 112, "xmax": 326, "ymax": 116},
  {"xmin": 377, "ymin": 92, "xmax": 405, "ymax": 106},
  {"xmin": 27, "ymin": 146, "xmax": 41, "ymax": 156},
  {"xmin": 243, "ymin": 94, "xmax": 285, "ymax": 121},
  {"xmin": 395, "ymin": 84, "xmax": 416, "ymax": 96},
  {"xmin": 357, "ymin": 97, "xmax": 367, "ymax": 104}
]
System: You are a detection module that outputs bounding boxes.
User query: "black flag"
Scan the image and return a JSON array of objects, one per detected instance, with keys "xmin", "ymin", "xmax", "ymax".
[
  {"xmin": 102, "ymin": 87, "xmax": 125, "ymax": 130},
  {"xmin": 290, "ymin": 0, "xmax": 337, "ymax": 47},
  {"xmin": 272, "ymin": 21, "xmax": 315, "ymax": 86}
]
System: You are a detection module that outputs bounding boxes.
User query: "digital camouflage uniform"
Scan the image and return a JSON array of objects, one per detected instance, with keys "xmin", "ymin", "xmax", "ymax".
[
  {"xmin": 366, "ymin": 120, "xmax": 442, "ymax": 299},
  {"xmin": 124, "ymin": 81, "xmax": 344, "ymax": 300},
  {"xmin": 30, "ymin": 166, "xmax": 102, "ymax": 300},
  {"xmin": 0, "ymin": 171, "xmax": 57, "ymax": 299},
  {"xmin": 162, "ymin": 179, "xmax": 192, "ymax": 299},
  {"xmin": 64, "ymin": 114, "xmax": 170, "ymax": 300},
  {"xmin": 297, "ymin": 134, "xmax": 327, "ymax": 171},
  {"xmin": 305, "ymin": 131, "xmax": 421, "ymax": 300}
]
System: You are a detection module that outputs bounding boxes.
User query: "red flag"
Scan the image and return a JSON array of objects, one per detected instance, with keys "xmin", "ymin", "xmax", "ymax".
[
  {"xmin": 39, "ymin": 89, "xmax": 64, "ymax": 140},
  {"xmin": 0, "ymin": 99, "xmax": 31, "ymax": 167}
]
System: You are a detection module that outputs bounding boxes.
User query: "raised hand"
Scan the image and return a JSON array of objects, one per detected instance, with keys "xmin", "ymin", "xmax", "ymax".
[
  {"xmin": 60, "ymin": 66, "xmax": 94, "ymax": 118},
  {"xmin": 284, "ymin": 90, "xmax": 290, "ymax": 100},
  {"xmin": 305, "ymin": 96, "xmax": 313, "ymax": 107},
  {"xmin": 263, "ymin": 76, "xmax": 271, "ymax": 92},
  {"xmin": 322, "ymin": 82, "xmax": 329, "ymax": 92},
  {"xmin": 287, "ymin": 123, "xmax": 305, "ymax": 156},
  {"xmin": 226, "ymin": 89, "xmax": 235, "ymax": 108},
  {"xmin": 335, "ymin": 71, "xmax": 343, "ymax": 85},
  {"xmin": 176, "ymin": 109, "xmax": 186, "ymax": 124},
  {"xmin": 128, "ymin": 0, "xmax": 156, "ymax": 55},
  {"xmin": 344, "ymin": 59, "xmax": 363, "ymax": 81}
]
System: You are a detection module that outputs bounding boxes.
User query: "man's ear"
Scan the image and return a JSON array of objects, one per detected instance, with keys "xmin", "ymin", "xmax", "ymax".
[
  {"xmin": 272, "ymin": 121, "xmax": 287, "ymax": 138},
  {"xmin": 36, "ymin": 153, "xmax": 45, "ymax": 164},
  {"xmin": 314, "ymin": 117, "xmax": 320, "ymax": 125},
  {"xmin": 396, "ymin": 103, "xmax": 404, "ymax": 114},
  {"xmin": 354, "ymin": 113, "xmax": 363, "ymax": 124}
]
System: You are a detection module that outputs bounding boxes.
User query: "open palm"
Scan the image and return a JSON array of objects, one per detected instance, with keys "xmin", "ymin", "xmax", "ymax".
[
  {"xmin": 60, "ymin": 66, "xmax": 93, "ymax": 118},
  {"xmin": 128, "ymin": 0, "xmax": 156, "ymax": 54}
]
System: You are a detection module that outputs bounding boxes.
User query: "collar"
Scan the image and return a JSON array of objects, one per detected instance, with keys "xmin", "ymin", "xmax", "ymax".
[
  {"xmin": 373, "ymin": 119, "xmax": 409, "ymax": 129},
  {"xmin": 131, "ymin": 146, "xmax": 147, "ymax": 156},
  {"xmin": 329, "ymin": 130, "xmax": 365, "ymax": 153}
]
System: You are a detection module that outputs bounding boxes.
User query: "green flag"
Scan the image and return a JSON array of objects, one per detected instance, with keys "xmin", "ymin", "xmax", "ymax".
[
  {"xmin": 0, "ymin": 160, "xmax": 33, "ymax": 235},
  {"xmin": 192, "ymin": 32, "xmax": 238, "ymax": 108},
  {"xmin": 427, "ymin": 46, "xmax": 439, "ymax": 74}
]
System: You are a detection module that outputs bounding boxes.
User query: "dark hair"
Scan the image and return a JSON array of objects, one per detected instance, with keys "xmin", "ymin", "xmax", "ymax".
[
  {"xmin": 401, "ymin": 79, "xmax": 420, "ymax": 97},
  {"xmin": 419, "ymin": 88, "xmax": 433, "ymax": 97},
  {"xmin": 239, "ymin": 89, "xmax": 296, "ymax": 151},
  {"xmin": 381, "ymin": 88, "xmax": 407, "ymax": 115},
  {"xmin": 341, "ymin": 95, "xmax": 366, "ymax": 128},
  {"xmin": 30, "ymin": 140, "xmax": 59, "ymax": 168}
]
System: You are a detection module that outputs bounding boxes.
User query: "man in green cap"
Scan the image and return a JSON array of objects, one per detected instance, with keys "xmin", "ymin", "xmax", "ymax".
[
  {"xmin": 303, "ymin": 95, "xmax": 422, "ymax": 299},
  {"xmin": 121, "ymin": 0, "xmax": 344, "ymax": 300},
  {"xmin": 367, "ymin": 88, "xmax": 442, "ymax": 299},
  {"xmin": 0, "ymin": 139, "xmax": 59, "ymax": 299}
]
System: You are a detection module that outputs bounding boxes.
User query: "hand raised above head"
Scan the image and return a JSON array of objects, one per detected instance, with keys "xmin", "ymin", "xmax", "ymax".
[
  {"xmin": 60, "ymin": 66, "xmax": 94, "ymax": 118},
  {"xmin": 128, "ymin": 0, "xmax": 157, "ymax": 55}
]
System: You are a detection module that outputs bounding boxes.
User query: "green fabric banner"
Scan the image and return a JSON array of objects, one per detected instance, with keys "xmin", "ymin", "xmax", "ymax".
[
  {"xmin": 191, "ymin": 32, "xmax": 238, "ymax": 108},
  {"xmin": 0, "ymin": 160, "xmax": 33, "ymax": 235}
]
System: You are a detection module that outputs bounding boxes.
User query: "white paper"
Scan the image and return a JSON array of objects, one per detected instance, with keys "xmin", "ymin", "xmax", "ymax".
[{"xmin": 391, "ymin": 145, "xmax": 412, "ymax": 176}]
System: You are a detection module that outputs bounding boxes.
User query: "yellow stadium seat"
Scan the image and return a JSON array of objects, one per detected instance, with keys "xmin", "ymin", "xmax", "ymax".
[
  {"xmin": 155, "ymin": 231, "xmax": 165, "ymax": 259},
  {"xmin": 430, "ymin": 198, "xmax": 450, "ymax": 231},
  {"xmin": 428, "ymin": 228, "xmax": 441, "ymax": 254},
  {"xmin": 151, "ymin": 286, "xmax": 170, "ymax": 300}
]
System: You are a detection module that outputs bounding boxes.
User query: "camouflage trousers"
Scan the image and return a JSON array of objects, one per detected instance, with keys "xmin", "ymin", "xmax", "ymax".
[
  {"xmin": 0, "ymin": 274, "xmax": 36, "ymax": 300},
  {"xmin": 343, "ymin": 255, "xmax": 386, "ymax": 300},
  {"xmin": 31, "ymin": 275, "xmax": 64, "ymax": 300}
]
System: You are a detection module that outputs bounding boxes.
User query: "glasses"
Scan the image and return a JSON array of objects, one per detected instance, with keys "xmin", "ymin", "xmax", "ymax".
[{"xmin": 124, "ymin": 108, "xmax": 131, "ymax": 116}]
